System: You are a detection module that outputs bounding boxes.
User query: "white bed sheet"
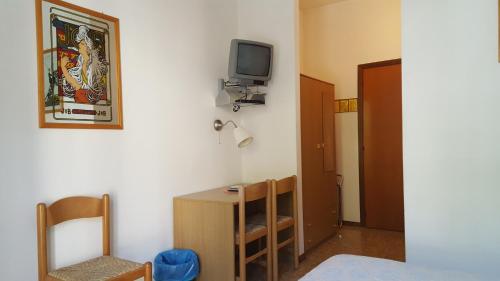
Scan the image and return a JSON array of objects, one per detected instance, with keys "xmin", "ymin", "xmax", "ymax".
[{"xmin": 299, "ymin": 255, "xmax": 485, "ymax": 281}]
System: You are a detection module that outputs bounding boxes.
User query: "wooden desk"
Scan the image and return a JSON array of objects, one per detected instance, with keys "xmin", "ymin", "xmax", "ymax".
[{"xmin": 174, "ymin": 187, "xmax": 239, "ymax": 281}]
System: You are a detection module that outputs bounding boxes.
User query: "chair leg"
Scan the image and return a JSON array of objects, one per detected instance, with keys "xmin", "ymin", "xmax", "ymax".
[
  {"xmin": 266, "ymin": 233, "xmax": 272, "ymax": 281},
  {"xmin": 267, "ymin": 249, "xmax": 273, "ymax": 281},
  {"xmin": 293, "ymin": 236, "xmax": 299, "ymax": 269},
  {"xmin": 294, "ymin": 226, "xmax": 299, "ymax": 269},
  {"xmin": 144, "ymin": 262, "xmax": 152, "ymax": 281},
  {"xmin": 294, "ymin": 242, "xmax": 299, "ymax": 269},
  {"xmin": 272, "ymin": 233, "xmax": 278, "ymax": 281},
  {"xmin": 240, "ymin": 245, "xmax": 246, "ymax": 281}
]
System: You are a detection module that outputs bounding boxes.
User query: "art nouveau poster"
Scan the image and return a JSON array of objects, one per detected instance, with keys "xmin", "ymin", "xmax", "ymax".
[{"xmin": 36, "ymin": 0, "xmax": 123, "ymax": 129}]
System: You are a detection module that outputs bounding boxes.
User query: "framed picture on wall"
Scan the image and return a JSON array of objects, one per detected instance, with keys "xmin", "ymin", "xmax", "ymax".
[{"xmin": 36, "ymin": 0, "xmax": 123, "ymax": 129}]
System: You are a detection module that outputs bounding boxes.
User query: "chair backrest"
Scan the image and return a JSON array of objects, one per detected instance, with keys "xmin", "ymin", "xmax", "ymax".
[
  {"xmin": 272, "ymin": 176, "xmax": 297, "ymax": 217},
  {"xmin": 275, "ymin": 175, "xmax": 296, "ymax": 196},
  {"xmin": 36, "ymin": 194, "xmax": 110, "ymax": 281},
  {"xmin": 241, "ymin": 181, "xmax": 270, "ymax": 203},
  {"xmin": 238, "ymin": 181, "xmax": 271, "ymax": 238}
]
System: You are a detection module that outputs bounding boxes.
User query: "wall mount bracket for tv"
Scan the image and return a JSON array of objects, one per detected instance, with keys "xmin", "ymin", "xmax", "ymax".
[{"xmin": 215, "ymin": 79, "xmax": 266, "ymax": 112}]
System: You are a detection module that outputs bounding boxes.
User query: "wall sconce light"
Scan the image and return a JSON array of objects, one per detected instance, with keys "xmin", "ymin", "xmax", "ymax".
[{"xmin": 213, "ymin": 119, "xmax": 253, "ymax": 148}]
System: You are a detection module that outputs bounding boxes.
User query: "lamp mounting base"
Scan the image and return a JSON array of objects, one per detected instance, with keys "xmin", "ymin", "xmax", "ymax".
[{"xmin": 214, "ymin": 119, "xmax": 223, "ymax": 131}]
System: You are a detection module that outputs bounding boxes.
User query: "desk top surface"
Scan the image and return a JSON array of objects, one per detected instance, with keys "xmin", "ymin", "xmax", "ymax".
[{"xmin": 175, "ymin": 186, "xmax": 239, "ymax": 205}]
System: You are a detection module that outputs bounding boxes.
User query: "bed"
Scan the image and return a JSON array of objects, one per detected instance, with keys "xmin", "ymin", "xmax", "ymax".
[{"xmin": 299, "ymin": 255, "xmax": 483, "ymax": 281}]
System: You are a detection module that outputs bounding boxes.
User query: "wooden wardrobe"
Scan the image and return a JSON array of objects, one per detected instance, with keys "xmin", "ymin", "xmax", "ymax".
[{"xmin": 300, "ymin": 74, "xmax": 338, "ymax": 252}]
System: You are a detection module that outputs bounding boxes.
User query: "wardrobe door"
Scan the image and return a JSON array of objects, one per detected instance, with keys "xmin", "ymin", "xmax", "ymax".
[
  {"xmin": 300, "ymin": 75, "xmax": 338, "ymax": 251},
  {"xmin": 300, "ymin": 75, "xmax": 324, "ymax": 251},
  {"xmin": 322, "ymin": 88, "xmax": 336, "ymax": 172},
  {"xmin": 321, "ymin": 87, "xmax": 338, "ymax": 233}
]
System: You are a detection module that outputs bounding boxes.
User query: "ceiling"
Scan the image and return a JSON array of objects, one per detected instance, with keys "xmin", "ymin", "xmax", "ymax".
[{"xmin": 299, "ymin": 0, "xmax": 349, "ymax": 10}]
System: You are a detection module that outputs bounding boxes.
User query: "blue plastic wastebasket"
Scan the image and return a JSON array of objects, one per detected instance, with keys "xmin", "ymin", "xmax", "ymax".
[{"xmin": 153, "ymin": 249, "xmax": 200, "ymax": 281}]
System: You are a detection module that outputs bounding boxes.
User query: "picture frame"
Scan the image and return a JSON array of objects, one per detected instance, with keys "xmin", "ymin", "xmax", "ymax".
[{"xmin": 36, "ymin": 0, "xmax": 123, "ymax": 129}]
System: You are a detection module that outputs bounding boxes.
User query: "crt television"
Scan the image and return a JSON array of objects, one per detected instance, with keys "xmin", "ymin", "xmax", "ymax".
[{"xmin": 228, "ymin": 39, "xmax": 273, "ymax": 85}]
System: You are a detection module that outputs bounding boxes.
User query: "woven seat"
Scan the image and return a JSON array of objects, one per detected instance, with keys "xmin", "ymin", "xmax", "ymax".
[
  {"xmin": 277, "ymin": 215, "xmax": 293, "ymax": 223},
  {"xmin": 235, "ymin": 223, "xmax": 267, "ymax": 243},
  {"xmin": 276, "ymin": 215, "xmax": 294, "ymax": 230},
  {"xmin": 235, "ymin": 224, "xmax": 267, "ymax": 237},
  {"xmin": 245, "ymin": 213, "xmax": 267, "ymax": 225},
  {"xmin": 48, "ymin": 256, "xmax": 143, "ymax": 281},
  {"xmin": 247, "ymin": 212, "xmax": 293, "ymax": 227}
]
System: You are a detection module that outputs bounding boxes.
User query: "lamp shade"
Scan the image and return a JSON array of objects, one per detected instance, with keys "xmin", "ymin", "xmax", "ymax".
[{"xmin": 233, "ymin": 127, "xmax": 253, "ymax": 148}]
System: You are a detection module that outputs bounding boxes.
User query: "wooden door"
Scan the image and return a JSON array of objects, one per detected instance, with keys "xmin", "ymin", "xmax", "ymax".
[
  {"xmin": 359, "ymin": 60, "xmax": 404, "ymax": 232},
  {"xmin": 300, "ymin": 75, "xmax": 338, "ymax": 251}
]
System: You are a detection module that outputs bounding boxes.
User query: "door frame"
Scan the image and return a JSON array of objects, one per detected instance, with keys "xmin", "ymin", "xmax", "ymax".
[{"xmin": 357, "ymin": 58, "xmax": 402, "ymax": 226}]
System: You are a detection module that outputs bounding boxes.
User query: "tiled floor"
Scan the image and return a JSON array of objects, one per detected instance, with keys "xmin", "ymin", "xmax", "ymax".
[{"xmin": 278, "ymin": 226, "xmax": 405, "ymax": 281}]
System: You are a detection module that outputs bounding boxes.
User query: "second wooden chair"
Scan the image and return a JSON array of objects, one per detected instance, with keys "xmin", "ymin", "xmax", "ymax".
[
  {"xmin": 271, "ymin": 176, "xmax": 299, "ymax": 280},
  {"xmin": 236, "ymin": 180, "xmax": 273, "ymax": 281}
]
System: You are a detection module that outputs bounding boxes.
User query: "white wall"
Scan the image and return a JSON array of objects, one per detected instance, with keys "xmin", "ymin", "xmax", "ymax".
[
  {"xmin": 403, "ymin": 0, "xmax": 500, "ymax": 278},
  {"xmin": 237, "ymin": 0, "xmax": 299, "ymax": 192},
  {"xmin": 301, "ymin": 0, "xmax": 401, "ymax": 222},
  {"xmin": 237, "ymin": 0, "xmax": 301, "ymax": 251},
  {"xmin": 0, "ymin": 0, "xmax": 242, "ymax": 279}
]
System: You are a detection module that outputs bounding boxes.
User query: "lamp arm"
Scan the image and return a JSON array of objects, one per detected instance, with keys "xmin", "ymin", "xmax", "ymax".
[{"xmin": 223, "ymin": 120, "xmax": 238, "ymax": 128}]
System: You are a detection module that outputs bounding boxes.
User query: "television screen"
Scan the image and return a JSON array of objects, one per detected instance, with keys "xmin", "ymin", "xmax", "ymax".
[{"xmin": 236, "ymin": 43, "xmax": 271, "ymax": 77}]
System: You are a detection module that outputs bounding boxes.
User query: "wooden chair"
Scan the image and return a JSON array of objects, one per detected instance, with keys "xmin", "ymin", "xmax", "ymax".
[
  {"xmin": 271, "ymin": 176, "xmax": 299, "ymax": 280},
  {"xmin": 236, "ymin": 181, "xmax": 273, "ymax": 281},
  {"xmin": 37, "ymin": 194, "xmax": 152, "ymax": 281}
]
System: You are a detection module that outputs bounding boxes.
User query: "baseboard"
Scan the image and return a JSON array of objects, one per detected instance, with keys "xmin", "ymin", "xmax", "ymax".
[
  {"xmin": 299, "ymin": 253, "xmax": 306, "ymax": 262},
  {"xmin": 342, "ymin": 220, "xmax": 362, "ymax": 226}
]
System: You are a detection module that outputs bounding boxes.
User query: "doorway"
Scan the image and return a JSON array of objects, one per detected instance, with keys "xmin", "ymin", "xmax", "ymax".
[
  {"xmin": 299, "ymin": 0, "xmax": 404, "ymax": 263},
  {"xmin": 358, "ymin": 59, "xmax": 404, "ymax": 232}
]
